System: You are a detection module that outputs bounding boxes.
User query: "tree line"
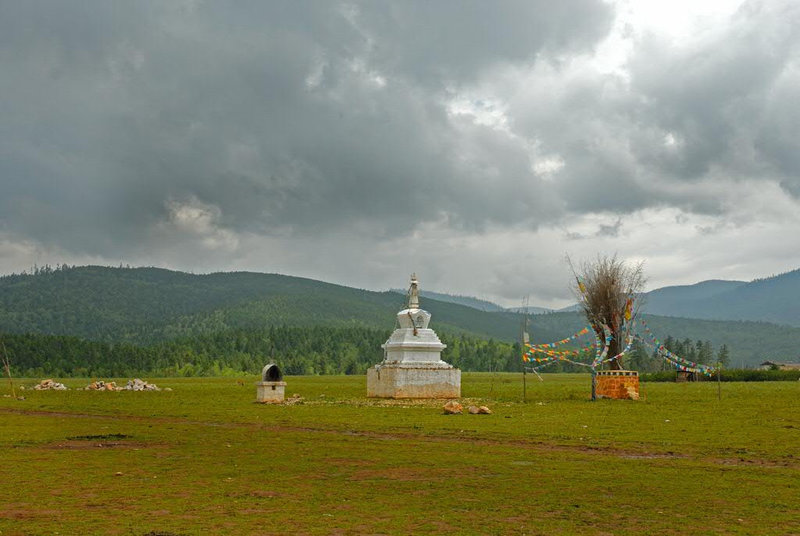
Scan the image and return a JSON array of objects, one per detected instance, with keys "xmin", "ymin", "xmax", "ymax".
[
  {"xmin": 1, "ymin": 324, "xmax": 736, "ymax": 378},
  {"xmin": 0, "ymin": 326, "xmax": 523, "ymax": 378}
]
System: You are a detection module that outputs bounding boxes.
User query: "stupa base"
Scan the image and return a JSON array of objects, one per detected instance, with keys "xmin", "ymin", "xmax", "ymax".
[{"xmin": 367, "ymin": 363, "xmax": 461, "ymax": 399}]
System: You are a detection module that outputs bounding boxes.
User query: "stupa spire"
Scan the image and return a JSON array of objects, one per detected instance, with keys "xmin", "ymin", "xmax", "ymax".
[{"xmin": 408, "ymin": 273, "xmax": 420, "ymax": 309}]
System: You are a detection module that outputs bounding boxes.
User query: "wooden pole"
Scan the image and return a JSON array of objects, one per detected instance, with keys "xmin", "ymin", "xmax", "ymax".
[
  {"xmin": 717, "ymin": 362, "xmax": 722, "ymax": 401},
  {"xmin": 520, "ymin": 301, "xmax": 530, "ymax": 403},
  {"xmin": 523, "ymin": 368, "xmax": 527, "ymax": 402},
  {"xmin": 1, "ymin": 341, "xmax": 16, "ymax": 399}
]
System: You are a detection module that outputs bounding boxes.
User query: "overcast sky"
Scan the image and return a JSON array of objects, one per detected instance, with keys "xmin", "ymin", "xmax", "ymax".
[{"xmin": 2, "ymin": 0, "xmax": 799, "ymax": 307}]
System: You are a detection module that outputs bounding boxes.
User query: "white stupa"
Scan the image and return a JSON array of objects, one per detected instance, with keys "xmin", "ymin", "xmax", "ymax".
[{"xmin": 367, "ymin": 274, "xmax": 461, "ymax": 398}]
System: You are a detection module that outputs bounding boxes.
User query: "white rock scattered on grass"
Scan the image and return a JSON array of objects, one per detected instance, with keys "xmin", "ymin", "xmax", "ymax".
[
  {"xmin": 283, "ymin": 393, "xmax": 304, "ymax": 405},
  {"xmin": 85, "ymin": 380, "xmax": 122, "ymax": 391},
  {"xmin": 125, "ymin": 378, "xmax": 160, "ymax": 391},
  {"xmin": 82, "ymin": 378, "xmax": 164, "ymax": 391},
  {"xmin": 443, "ymin": 400, "xmax": 463, "ymax": 414},
  {"xmin": 33, "ymin": 379, "xmax": 68, "ymax": 390},
  {"xmin": 469, "ymin": 405, "xmax": 492, "ymax": 414}
]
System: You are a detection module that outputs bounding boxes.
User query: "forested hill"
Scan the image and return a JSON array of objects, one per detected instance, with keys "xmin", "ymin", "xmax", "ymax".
[
  {"xmin": 390, "ymin": 289, "xmax": 506, "ymax": 312},
  {"xmin": 1, "ymin": 265, "xmax": 800, "ymax": 367},
  {"xmin": 523, "ymin": 311, "xmax": 800, "ymax": 366},
  {"xmin": 0, "ymin": 265, "xmax": 531, "ymax": 344},
  {"xmin": 643, "ymin": 270, "xmax": 800, "ymax": 326}
]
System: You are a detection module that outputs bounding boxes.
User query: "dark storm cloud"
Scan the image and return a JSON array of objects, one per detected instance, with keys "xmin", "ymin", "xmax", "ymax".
[
  {"xmin": 628, "ymin": 1, "xmax": 800, "ymax": 188},
  {"xmin": 354, "ymin": 1, "xmax": 612, "ymax": 86},
  {"xmin": 0, "ymin": 0, "xmax": 614, "ymax": 258},
  {"xmin": 2, "ymin": 0, "xmax": 800, "ymax": 305},
  {"xmin": 506, "ymin": 0, "xmax": 800, "ymax": 220}
]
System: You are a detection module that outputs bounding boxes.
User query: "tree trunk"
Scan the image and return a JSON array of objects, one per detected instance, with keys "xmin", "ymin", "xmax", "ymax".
[{"xmin": 608, "ymin": 333, "xmax": 623, "ymax": 370}]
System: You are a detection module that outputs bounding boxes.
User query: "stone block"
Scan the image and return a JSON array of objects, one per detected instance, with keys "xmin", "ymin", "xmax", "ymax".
[
  {"xmin": 255, "ymin": 381, "xmax": 286, "ymax": 403},
  {"xmin": 367, "ymin": 364, "xmax": 460, "ymax": 399}
]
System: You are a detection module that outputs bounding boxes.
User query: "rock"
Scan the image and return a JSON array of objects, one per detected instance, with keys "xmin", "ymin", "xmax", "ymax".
[
  {"xmin": 85, "ymin": 378, "xmax": 162, "ymax": 391},
  {"xmin": 468, "ymin": 405, "xmax": 479, "ymax": 414},
  {"xmin": 284, "ymin": 394, "xmax": 305, "ymax": 405},
  {"xmin": 125, "ymin": 378, "xmax": 160, "ymax": 391},
  {"xmin": 163, "ymin": 387, "xmax": 173, "ymax": 392},
  {"xmin": 477, "ymin": 406, "xmax": 492, "ymax": 414},
  {"xmin": 442, "ymin": 401, "xmax": 463, "ymax": 414},
  {"xmin": 33, "ymin": 379, "xmax": 68, "ymax": 390},
  {"xmin": 18, "ymin": 385, "xmax": 25, "ymax": 391},
  {"xmin": 626, "ymin": 386, "xmax": 639, "ymax": 400},
  {"xmin": 85, "ymin": 380, "xmax": 126, "ymax": 391}
]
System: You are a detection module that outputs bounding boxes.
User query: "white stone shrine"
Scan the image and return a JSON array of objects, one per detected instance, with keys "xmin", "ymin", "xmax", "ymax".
[
  {"xmin": 256, "ymin": 363, "xmax": 286, "ymax": 403},
  {"xmin": 367, "ymin": 274, "xmax": 461, "ymax": 398}
]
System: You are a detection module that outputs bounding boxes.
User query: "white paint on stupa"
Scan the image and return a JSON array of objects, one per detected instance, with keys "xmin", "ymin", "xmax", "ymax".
[{"xmin": 367, "ymin": 274, "xmax": 461, "ymax": 398}]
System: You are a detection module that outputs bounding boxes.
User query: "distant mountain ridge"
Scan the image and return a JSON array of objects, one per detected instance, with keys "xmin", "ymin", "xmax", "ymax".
[
  {"xmin": 503, "ymin": 305, "xmax": 554, "ymax": 315},
  {"xmin": 642, "ymin": 270, "xmax": 800, "ymax": 326},
  {"xmin": 389, "ymin": 289, "xmax": 506, "ymax": 312},
  {"xmin": 390, "ymin": 289, "xmax": 553, "ymax": 315},
  {"xmin": 550, "ymin": 270, "xmax": 800, "ymax": 327}
]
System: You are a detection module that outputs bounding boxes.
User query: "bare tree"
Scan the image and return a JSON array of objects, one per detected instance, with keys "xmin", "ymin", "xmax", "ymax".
[{"xmin": 568, "ymin": 255, "xmax": 645, "ymax": 370}]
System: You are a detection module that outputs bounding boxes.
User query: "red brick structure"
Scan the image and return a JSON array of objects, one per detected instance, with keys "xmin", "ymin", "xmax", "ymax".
[{"xmin": 596, "ymin": 370, "xmax": 639, "ymax": 399}]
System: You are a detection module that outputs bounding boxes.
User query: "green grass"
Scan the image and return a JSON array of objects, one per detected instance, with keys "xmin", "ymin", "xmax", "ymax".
[{"xmin": 1, "ymin": 374, "xmax": 798, "ymax": 535}]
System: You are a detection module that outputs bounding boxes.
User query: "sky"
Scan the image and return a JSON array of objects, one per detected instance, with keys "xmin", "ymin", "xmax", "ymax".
[{"xmin": 2, "ymin": 0, "xmax": 799, "ymax": 308}]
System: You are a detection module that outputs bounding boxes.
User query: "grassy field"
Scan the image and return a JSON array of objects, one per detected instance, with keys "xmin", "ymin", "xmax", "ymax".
[{"xmin": 1, "ymin": 373, "xmax": 798, "ymax": 535}]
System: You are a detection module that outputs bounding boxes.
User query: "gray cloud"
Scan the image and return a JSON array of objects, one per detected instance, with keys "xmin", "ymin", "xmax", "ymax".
[{"xmin": 1, "ymin": 0, "xmax": 799, "ymax": 306}]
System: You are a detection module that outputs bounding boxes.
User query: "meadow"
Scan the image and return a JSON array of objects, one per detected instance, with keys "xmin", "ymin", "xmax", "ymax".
[{"xmin": 1, "ymin": 373, "xmax": 798, "ymax": 535}]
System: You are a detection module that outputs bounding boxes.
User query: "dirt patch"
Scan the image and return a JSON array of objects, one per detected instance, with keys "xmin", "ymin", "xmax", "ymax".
[
  {"xmin": 322, "ymin": 457, "xmax": 374, "ymax": 467},
  {"xmin": 617, "ymin": 453, "xmax": 686, "ymax": 460},
  {"xmin": 0, "ymin": 507, "xmax": 61, "ymax": 520},
  {"xmin": 67, "ymin": 433, "xmax": 132, "ymax": 441},
  {"xmin": 42, "ymin": 439, "xmax": 153, "ymax": 450},
  {"xmin": 224, "ymin": 490, "xmax": 283, "ymax": 499},
  {"xmin": 349, "ymin": 467, "xmax": 449, "ymax": 482},
  {"xmin": 710, "ymin": 457, "xmax": 797, "ymax": 467}
]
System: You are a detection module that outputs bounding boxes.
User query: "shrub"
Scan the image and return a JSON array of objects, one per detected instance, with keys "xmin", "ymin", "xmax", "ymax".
[{"xmin": 641, "ymin": 369, "xmax": 800, "ymax": 382}]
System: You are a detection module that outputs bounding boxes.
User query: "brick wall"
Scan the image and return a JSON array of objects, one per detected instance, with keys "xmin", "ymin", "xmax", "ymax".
[{"xmin": 596, "ymin": 370, "xmax": 639, "ymax": 400}]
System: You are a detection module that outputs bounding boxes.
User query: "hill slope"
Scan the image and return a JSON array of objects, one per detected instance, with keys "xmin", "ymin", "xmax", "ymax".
[
  {"xmin": 1, "ymin": 265, "xmax": 799, "ymax": 367},
  {"xmin": 0, "ymin": 266, "xmax": 533, "ymax": 344},
  {"xmin": 523, "ymin": 311, "xmax": 800, "ymax": 365},
  {"xmin": 390, "ymin": 289, "xmax": 507, "ymax": 312},
  {"xmin": 643, "ymin": 270, "xmax": 800, "ymax": 326},
  {"xmin": 645, "ymin": 280, "xmax": 746, "ymax": 313}
]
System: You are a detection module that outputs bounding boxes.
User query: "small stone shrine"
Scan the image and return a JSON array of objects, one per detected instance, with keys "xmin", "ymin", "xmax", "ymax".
[
  {"xmin": 256, "ymin": 363, "xmax": 286, "ymax": 403},
  {"xmin": 367, "ymin": 274, "xmax": 461, "ymax": 398}
]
